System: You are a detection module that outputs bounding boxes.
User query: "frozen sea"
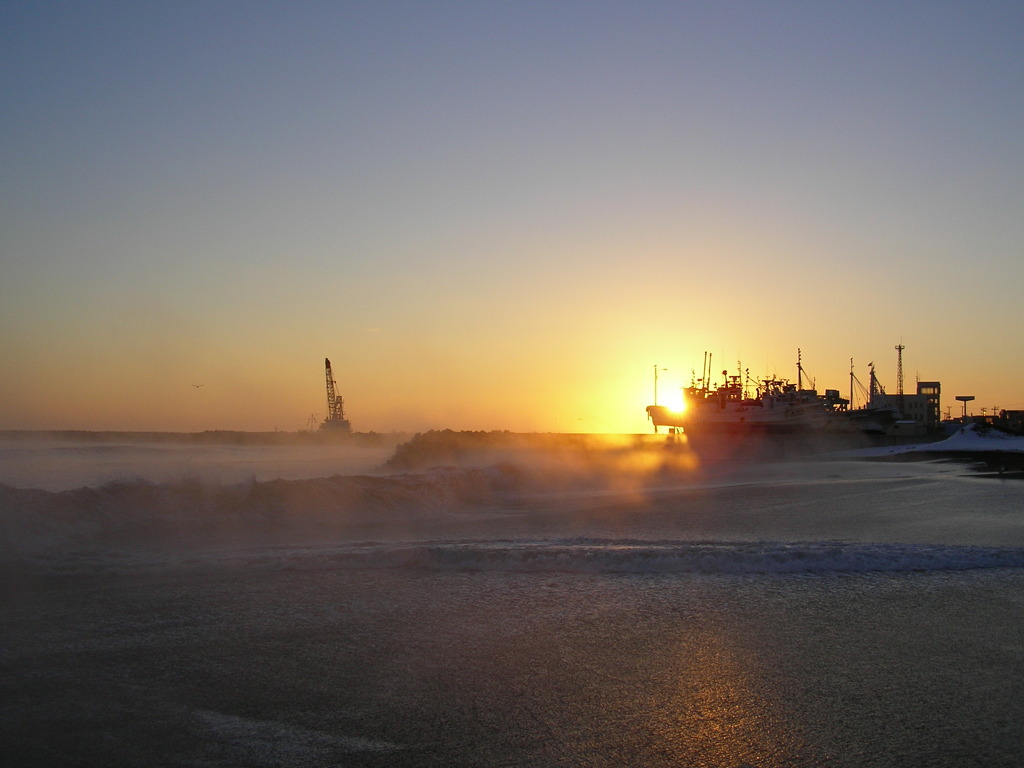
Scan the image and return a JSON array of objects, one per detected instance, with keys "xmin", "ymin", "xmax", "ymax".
[{"xmin": 1, "ymin": 430, "xmax": 1023, "ymax": 767}]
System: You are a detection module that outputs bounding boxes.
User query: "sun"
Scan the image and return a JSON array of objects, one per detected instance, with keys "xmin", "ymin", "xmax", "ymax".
[{"xmin": 662, "ymin": 386, "xmax": 686, "ymax": 413}]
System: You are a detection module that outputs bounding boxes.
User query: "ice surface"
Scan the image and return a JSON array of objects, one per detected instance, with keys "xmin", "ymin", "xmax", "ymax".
[
  {"xmin": 3, "ymin": 431, "xmax": 1024, "ymax": 767},
  {"xmin": 3, "ymin": 430, "xmax": 1024, "ymax": 569}
]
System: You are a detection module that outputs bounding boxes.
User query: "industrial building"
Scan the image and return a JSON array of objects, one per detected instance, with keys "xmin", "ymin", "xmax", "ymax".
[{"xmin": 870, "ymin": 381, "xmax": 942, "ymax": 431}]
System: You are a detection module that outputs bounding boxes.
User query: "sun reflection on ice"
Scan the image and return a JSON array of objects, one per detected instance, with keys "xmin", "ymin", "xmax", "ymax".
[{"xmin": 639, "ymin": 627, "xmax": 817, "ymax": 767}]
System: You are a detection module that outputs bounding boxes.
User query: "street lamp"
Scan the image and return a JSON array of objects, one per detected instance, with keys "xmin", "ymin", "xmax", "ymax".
[{"xmin": 653, "ymin": 365, "xmax": 667, "ymax": 405}]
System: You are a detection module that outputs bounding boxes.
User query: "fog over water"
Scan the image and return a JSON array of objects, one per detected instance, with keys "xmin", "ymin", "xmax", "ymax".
[
  {"xmin": 2, "ymin": 431, "xmax": 1022, "ymax": 766},
  {"xmin": 0, "ymin": 433, "xmax": 402, "ymax": 491}
]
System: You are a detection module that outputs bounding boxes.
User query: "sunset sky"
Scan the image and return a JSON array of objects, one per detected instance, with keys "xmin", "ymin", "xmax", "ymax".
[{"xmin": 3, "ymin": 1, "xmax": 1024, "ymax": 433}]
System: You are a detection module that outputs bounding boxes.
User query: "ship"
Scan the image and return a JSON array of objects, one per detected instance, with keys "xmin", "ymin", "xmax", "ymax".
[
  {"xmin": 646, "ymin": 350, "xmax": 855, "ymax": 436},
  {"xmin": 647, "ymin": 375, "xmax": 851, "ymax": 435},
  {"xmin": 646, "ymin": 349, "xmax": 942, "ymax": 443}
]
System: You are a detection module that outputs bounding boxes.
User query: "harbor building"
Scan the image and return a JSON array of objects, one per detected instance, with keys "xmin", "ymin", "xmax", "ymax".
[{"xmin": 871, "ymin": 381, "xmax": 942, "ymax": 431}]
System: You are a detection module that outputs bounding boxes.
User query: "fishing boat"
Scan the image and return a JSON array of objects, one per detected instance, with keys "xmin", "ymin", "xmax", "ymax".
[{"xmin": 646, "ymin": 350, "xmax": 851, "ymax": 436}]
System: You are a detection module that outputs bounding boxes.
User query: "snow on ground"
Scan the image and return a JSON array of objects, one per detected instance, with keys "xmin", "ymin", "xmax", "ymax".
[{"xmin": 839, "ymin": 424, "xmax": 1024, "ymax": 459}]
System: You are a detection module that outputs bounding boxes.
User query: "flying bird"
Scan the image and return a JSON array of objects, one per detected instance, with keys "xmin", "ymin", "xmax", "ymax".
[{"xmin": 191, "ymin": 384, "xmax": 205, "ymax": 388}]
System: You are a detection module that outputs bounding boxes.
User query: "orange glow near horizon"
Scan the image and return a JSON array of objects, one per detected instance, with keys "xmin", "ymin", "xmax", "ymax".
[{"xmin": 4, "ymin": 333, "xmax": 1024, "ymax": 434}]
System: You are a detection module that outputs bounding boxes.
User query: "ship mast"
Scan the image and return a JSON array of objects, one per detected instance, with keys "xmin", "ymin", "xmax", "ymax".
[
  {"xmin": 869, "ymin": 362, "xmax": 885, "ymax": 402},
  {"xmin": 850, "ymin": 358, "xmax": 854, "ymax": 411}
]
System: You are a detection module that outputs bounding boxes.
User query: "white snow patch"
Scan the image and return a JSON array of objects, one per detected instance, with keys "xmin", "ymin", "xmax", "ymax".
[{"xmin": 838, "ymin": 424, "xmax": 1024, "ymax": 458}]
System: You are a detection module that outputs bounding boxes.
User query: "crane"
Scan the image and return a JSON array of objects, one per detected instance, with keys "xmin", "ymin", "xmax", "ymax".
[{"xmin": 321, "ymin": 358, "xmax": 351, "ymax": 432}]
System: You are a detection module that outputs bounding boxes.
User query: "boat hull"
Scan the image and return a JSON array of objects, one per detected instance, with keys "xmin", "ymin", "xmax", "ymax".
[{"xmin": 647, "ymin": 403, "xmax": 848, "ymax": 433}]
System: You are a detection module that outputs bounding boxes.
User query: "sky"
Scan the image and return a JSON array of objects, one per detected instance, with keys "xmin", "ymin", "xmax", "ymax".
[{"xmin": 3, "ymin": 1, "xmax": 1024, "ymax": 433}]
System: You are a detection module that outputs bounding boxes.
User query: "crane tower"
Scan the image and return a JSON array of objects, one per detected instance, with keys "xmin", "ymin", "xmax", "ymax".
[
  {"xmin": 895, "ymin": 343, "xmax": 905, "ymax": 415},
  {"xmin": 321, "ymin": 358, "xmax": 351, "ymax": 432}
]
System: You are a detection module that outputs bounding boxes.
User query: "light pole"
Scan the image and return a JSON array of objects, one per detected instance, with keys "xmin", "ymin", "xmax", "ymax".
[{"xmin": 653, "ymin": 365, "xmax": 667, "ymax": 405}]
